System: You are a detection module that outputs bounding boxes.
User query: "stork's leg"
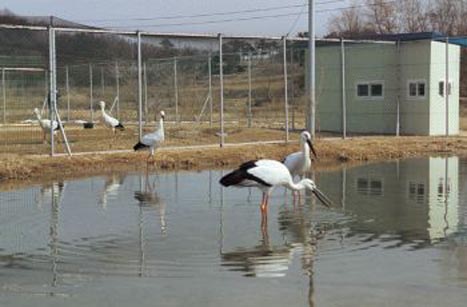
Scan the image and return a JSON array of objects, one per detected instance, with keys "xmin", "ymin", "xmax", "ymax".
[
  {"xmin": 261, "ymin": 193, "xmax": 266, "ymax": 212},
  {"xmin": 146, "ymin": 152, "xmax": 152, "ymax": 163},
  {"xmin": 292, "ymin": 191, "xmax": 298, "ymax": 207},
  {"xmin": 147, "ymin": 152, "xmax": 156, "ymax": 165},
  {"xmin": 261, "ymin": 209, "xmax": 268, "ymax": 233},
  {"xmin": 42, "ymin": 131, "xmax": 46, "ymax": 144},
  {"xmin": 109, "ymin": 128, "xmax": 116, "ymax": 149},
  {"xmin": 260, "ymin": 192, "xmax": 269, "ymax": 213},
  {"xmin": 260, "ymin": 192, "xmax": 268, "ymax": 230}
]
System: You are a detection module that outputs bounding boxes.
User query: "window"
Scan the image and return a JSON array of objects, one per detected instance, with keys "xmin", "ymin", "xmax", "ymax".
[
  {"xmin": 357, "ymin": 84, "xmax": 369, "ymax": 97},
  {"xmin": 371, "ymin": 84, "xmax": 383, "ymax": 97},
  {"xmin": 439, "ymin": 80, "xmax": 452, "ymax": 97},
  {"xmin": 356, "ymin": 177, "xmax": 383, "ymax": 196},
  {"xmin": 409, "ymin": 83, "xmax": 417, "ymax": 96},
  {"xmin": 356, "ymin": 81, "xmax": 384, "ymax": 99},
  {"xmin": 408, "ymin": 181, "xmax": 425, "ymax": 204},
  {"xmin": 408, "ymin": 80, "xmax": 426, "ymax": 98}
]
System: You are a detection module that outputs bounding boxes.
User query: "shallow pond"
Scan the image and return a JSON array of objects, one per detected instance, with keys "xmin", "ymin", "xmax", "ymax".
[{"xmin": 0, "ymin": 157, "xmax": 467, "ymax": 306}]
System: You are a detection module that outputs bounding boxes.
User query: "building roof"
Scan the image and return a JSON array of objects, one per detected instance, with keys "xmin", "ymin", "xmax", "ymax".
[{"xmin": 352, "ymin": 32, "xmax": 467, "ymax": 47}]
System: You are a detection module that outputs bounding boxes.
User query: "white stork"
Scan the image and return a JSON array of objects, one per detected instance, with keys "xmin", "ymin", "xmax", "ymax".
[
  {"xmin": 283, "ymin": 131, "xmax": 317, "ymax": 178},
  {"xmin": 98, "ymin": 100, "xmax": 124, "ymax": 134},
  {"xmin": 133, "ymin": 110, "xmax": 165, "ymax": 163},
  {"xmin": 220, "ymin": 159, "xmax": 332, "ymax": 216},
  {"xmin": 283, "ymin": 131, "xmax": 318, "ymax": 201},
  {"xmin": 33, "ymin": 108, "xmax": 60, "ymax": 144}
]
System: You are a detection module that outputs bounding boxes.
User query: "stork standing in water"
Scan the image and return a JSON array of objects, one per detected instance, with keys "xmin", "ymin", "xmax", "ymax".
[
  {"xmin": 133, "ymin": 110, "xmax": 165, "ymax": 163},
  {"xmin": 220, "ymin": 159, "xmax": 332, "ymax": 224},
  {"xmin": 283, "ymin": 131, "xmax": 317, "ymax": 202},
  {"xmin": 33, "ymin": 108, "xmax": 60, "ymax": 144},
  {"xmin": 98, "ymin": 100, "xmax": 124, "ymax": 134}
]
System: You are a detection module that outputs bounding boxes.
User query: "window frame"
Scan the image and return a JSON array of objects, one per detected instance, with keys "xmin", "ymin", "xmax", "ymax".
[
  {"xmin": 407, "ymin": 79, "xmax": 427, "ymax": 100},
  {"xmin": 356, "ymin": 80, "xmax": 385, "ymax": 100},
  {"xmin": 438, "ymin": 79, "xmax": 453, "ymax": 97},
  {"xmin": 356, "ymin": 177, "xmax": 384, "ymax": 196}
]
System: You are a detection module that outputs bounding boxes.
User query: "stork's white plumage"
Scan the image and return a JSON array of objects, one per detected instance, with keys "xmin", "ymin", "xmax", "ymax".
[
  {"xmin": 33, "ymin": 108, "xmax": 60, "ymax": 143},
  {"xmin": 283, "ymin": 131, "xmax": 317, "ymax": 178},
  {"xmin": 98, "ymin": 101, "xmax": 124, "ymax": 133},
  {"xmin": 133, "ymin": 110, "xmax": 165, "ymax": 162},
  {"xmin": 283, "ymin": 131, "xmax": 317, "ymax": 201},
  {"xmin": 220, "ymin": 159, "xmax": 332, "ymax": 214}
]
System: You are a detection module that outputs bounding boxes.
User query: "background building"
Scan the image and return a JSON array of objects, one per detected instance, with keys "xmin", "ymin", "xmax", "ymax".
[{"xmin": 316, "ymin": 33, "xmax": 462, "ymax": 136}]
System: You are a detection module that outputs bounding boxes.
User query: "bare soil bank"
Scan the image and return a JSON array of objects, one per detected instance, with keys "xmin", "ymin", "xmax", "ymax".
[{"xmin": 0, "ymin": 136, "xmax": 465, "ymax": 189}]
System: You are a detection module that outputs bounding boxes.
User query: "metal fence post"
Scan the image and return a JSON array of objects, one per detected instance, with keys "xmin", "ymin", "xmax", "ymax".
[
  {"xmin": 51, "ymin": 28, "xmax": 71, "ymax": 156},
  {"xmin": 89, "ymin": 63, "xmax": 94, "ymax": 123},
  {"xmin": 208, "ymin": 54, "xmax": 213, "ymax": 127},
  {"xmin": 174, "ymin": 57, "xmax": 179, "ymax": 123},
  {"xmin": 101, "ymin": 66, "xmax": 105, "ymax": 98},
  {"xmin": 2, "ymin": 68, "xmax": 5, "ymax": 124},
  {"xmin": 219, "ymin": 33, "xmax": 225, "ymax": 147},
  {"xmin": 48, "ymin": 26, "xmax": 55, "ymax": 155},
  {"xmin": 396, "ymin": 40, "xmax": 401, "ymax": 136},
  {"xmin": 115, "ymin": 60, "xmax": 120, "ymax": 119},
  {"xmin": 143, "ymin": 61, "xmax": 148, "ymax": 122},
  {"xmin": 445, "ymin": 37, "xmax": 449, "ymax": 136},
  {"xmin": 247, "ymin": 51, "xmax": 252, "ymax": 128},
  {"xmin": 283, "ymin": 36, "xmax": 289, "ymax": 143},
  {"xmin": 137, "ymin": 30, "xmax": 143, "ymax": 141},
  {"xmin": 340, "ymin": 38, "xmax": 346, "ymax": 139},
  {"xmin": 290, "ymin": 47, "xmax": 295, "ymax": 131},
  {"xmin": 44, "ymin": 70, "xmax": 48, "ymax": 106},
  {"xmin": 65, "ymin": 65, "xmax": 70, "ymax": 122}
]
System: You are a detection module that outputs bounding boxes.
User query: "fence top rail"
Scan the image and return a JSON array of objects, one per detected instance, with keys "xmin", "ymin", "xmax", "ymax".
[
  {"xmin": 0, "ymin": 67, "xmax": 45, "ymax": 72},
  {"xmin": 0, "ymin": 23, "xmax": 397, "ymax": 44}
]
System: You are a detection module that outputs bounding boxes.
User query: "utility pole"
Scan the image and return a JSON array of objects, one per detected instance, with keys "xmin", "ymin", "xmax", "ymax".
[
  {"xmin": 137, "ymin": 31, "xmax": 143, "ymax": 141},
  {"xmin": 307, "ymin": 0, "xmax": 316, "ymax": 138},
  {"xmin": 219, "ymin": 33, "xmax": 225, "ymax": 147}
]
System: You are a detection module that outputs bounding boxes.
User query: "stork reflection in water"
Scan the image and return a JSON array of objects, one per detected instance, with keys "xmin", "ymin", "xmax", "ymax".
[
  {"xmin": 98, "ymin": 173, "xmax": 126, "ymax": 209},
  {"xmin": 134, "ymin": 170, "xmax": 167, "ymax": 235}
]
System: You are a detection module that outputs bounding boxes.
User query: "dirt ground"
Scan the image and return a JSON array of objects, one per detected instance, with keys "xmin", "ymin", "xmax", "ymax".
[{"xmin": 1, "ymin": 135, "xmax": 466, "ymax": 190}]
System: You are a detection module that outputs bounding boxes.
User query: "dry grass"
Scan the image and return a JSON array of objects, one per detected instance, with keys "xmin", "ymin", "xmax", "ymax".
[
  {"xmin": 0, "ymin": 122, "xmax": 300, "ymax": 154},
  {"xmin": 2, "ymin": 135, "xmax": 467, "ymax": 190}
]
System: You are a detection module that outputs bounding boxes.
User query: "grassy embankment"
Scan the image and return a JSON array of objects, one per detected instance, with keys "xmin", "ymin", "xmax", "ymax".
[{"xmin": 1, "ymin": 135, "xmax": 465, "ymax": 187}]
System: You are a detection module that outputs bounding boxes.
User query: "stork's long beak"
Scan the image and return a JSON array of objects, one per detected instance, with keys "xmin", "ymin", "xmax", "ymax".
[
  {"xmin": 307, "ymin": 139, "xmax": 318, "ymax": 160},
  {"xmin": 312, "ymin": 187, "xmax": 333, "ymax": 208}
]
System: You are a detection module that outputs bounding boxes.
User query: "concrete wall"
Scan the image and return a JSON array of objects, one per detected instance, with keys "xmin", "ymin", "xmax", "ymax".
[
  {"xmin": 429, "ymin": 41, "xmax": 460, "ymax": 135},
  {"xmin": 399, "ymin": 40, "xmax": 431, "ymax": 135},
  {"xmin": 317, "ymin": 43, "xmax": 398, "ymax": 134}
]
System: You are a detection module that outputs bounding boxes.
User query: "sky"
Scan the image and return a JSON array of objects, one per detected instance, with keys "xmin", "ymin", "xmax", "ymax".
[{"xmin": 0, "ymin": 0, "xmax": 348, "ymax": 37}]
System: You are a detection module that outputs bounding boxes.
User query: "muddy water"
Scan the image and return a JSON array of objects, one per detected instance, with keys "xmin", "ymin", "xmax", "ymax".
[{"xmin": 0, "ymin": 157, "xmax": 466, "ymax": 306}]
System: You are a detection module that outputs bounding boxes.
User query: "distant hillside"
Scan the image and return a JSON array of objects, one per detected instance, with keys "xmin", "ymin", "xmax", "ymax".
[
  {"xmin": 0, "ymin": 9, "xmax": 95, "ymax": 28},
  {"xmin": 0, "ymin": 10, "xmax": 200, "ymax": 67}
]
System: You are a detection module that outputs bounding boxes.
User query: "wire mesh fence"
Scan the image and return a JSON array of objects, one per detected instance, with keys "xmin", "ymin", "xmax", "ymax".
[{"xmin": 0, "ymin": 24, "xmax": 463, "ymax": 156}]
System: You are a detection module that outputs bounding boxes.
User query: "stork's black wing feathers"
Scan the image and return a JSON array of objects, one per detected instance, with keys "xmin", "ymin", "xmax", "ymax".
[
  {"xmin": 115, "ymin": 122, "xmax": 125, "ymax": 130},
  {"xmin": 219, "ymin": 160, "xmax": 272, "ymax": 187}
]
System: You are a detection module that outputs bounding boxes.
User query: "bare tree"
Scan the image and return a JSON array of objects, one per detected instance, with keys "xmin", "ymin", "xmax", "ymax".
[
  {"xmin": 428, "ymin": 0, "xmax": 461, "ymax": 35},
  {"xmin": 327, "ymin": 2, "xmax": 369, "ymax": 37},
  {"xmin": 399, "ymin": 0, "xmax": 431, "ymax": 32},
  {"xmin": 365, "ymin": 0, "xmax": 400, "ymax": 34}
]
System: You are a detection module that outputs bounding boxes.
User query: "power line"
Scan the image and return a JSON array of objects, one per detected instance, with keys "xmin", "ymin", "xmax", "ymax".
[
  {"xmin": 94, "ymin": 0, "xmax": 398, "ymax": 29},
  {"xmin": 286, "ymin": 0, "xmax": 308, "ymax": 36},
  {"xmin": 104, "ymin": 11, "xmax": 309, "ymax": 29},
  {"xmin": 76, "ymin": 0, "xmax": 345, "ymax": 23}
]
